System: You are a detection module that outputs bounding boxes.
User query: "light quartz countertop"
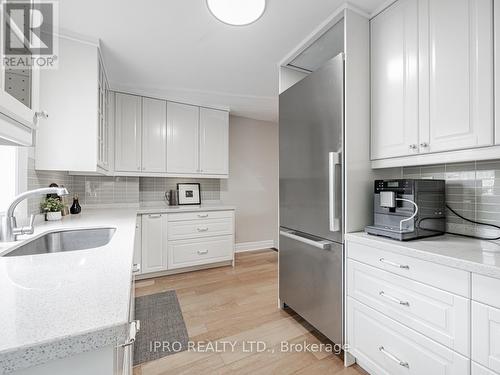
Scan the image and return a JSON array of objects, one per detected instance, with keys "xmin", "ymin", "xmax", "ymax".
[
  {"xmin": 0, "ymin": 203, "xmax": 235, "ymax": 373},
  {"xmin": 136, "ymin": 201, "xmax": 235, "ymax": 214},
  {"xmin": 0, "ymin": 208, "xmax": 137, "ymax": 374},
  {"xmin": 346, "ymin": 232, "xmax": 500, "ymax": 279}
]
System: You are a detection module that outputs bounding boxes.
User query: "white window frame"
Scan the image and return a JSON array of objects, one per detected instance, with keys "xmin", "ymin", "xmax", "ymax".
[{"xmin": 0, "ymin": 146, "xmax": 27, "ymax": 217}]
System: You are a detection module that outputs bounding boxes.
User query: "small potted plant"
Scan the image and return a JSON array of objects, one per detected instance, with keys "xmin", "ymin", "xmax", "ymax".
[{"xmin": 41, "ymin": 197, "xmax": 64, "ymax": 221}]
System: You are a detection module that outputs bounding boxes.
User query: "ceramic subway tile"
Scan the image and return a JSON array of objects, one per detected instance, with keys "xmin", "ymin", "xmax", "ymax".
[
  {"xmin": 476, "ymin": 211, "xmax": 500, "ymax": 225},
  {"xmin": 402, "ymin": 166, "xmax": 421, "ymax": 177}
]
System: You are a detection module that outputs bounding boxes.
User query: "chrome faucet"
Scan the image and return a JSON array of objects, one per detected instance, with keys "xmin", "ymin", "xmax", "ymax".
[{"xmin": 0, "ymin": 187, "xmax": 69, "ymax": 242}]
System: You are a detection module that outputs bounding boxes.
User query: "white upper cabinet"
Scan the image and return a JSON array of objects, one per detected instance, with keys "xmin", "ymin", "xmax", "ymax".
[
  {"xmin": 371, "ymin": 0, "xmax": 419, "ymax": 159},
  {"xmin": 115, "ymin": 93, "xmax": 142, "ymax": 172},
  {"xmin": 0, "ymin": 2, "xmax": 40, "ymax": 147},
  {"xmin": 37, "ymin": 37, "xmax": 111, "ymax": 173},
  {"xmin": 166, "ymin": 102, "xmax": 200, "ymax": 174},
  {"xmin": 371, "ymin": 0, "xmax": 494, "ymax": 163},
  {"xmin": 113, "ymin": 93, "xmax": 229, "ymax": 178},
  {"xmin": 495, "ymin": 2, "xmax": 500, "ymax": 145},
  {"xmin": 141, "ymin": 97, "xmax": 167, "ymax": 173},
  {"xmin": 199, "ymin": 108, "xmax": 229, "ymax": 175},
  {"xmin": 419, "ymin": 0, "xmax": 493, "ymax": 153}
]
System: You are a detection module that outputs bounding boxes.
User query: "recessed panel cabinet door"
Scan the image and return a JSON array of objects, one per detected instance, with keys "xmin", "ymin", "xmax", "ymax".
[
  {"xmin": 115, "ymin": 93, "xmax": 142, "ymax": 172},
  {"xmin": 141, "ymin": 214, "xmax": 167, "ymax": 274},
  {"xmin": 472, "ymin": 301, "xmax": 500, "ymax": 373},
  {"xmin": 167, "ymin": 102, "xmax": 200, "ymax": 174},
  {"xmin": 370, "ymin": 0, "xmax": 419, "ymax": 160},
  {"xmin": 142, "ymin": 97, "xmax": 167, "ymax": 172},
  {"xmin": 419, "ymin": 0, "xmax": 493, "ymax": 153},
  {"xmin": 495, "ymin": 1, "xmax": 500, "ymax": 145},
  {"xmin": 199, "ymin": 108, "xmax": 229, "ymax": 175}
]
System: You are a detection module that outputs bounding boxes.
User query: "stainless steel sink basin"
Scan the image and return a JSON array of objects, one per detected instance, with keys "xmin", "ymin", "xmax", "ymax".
[{"xmin": 3, "ymin": 228, "xmax": 116, "ymax": 257}]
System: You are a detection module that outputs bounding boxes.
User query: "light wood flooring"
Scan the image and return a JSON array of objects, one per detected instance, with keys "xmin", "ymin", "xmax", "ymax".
[{"xmin": 133, "ymin": 250, "xmax": 368, "ymax": 375}]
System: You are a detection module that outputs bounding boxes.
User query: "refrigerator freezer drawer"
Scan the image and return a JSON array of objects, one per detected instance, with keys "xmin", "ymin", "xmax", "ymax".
[{"xmin": 279, "ymin": 230, "xmax": 343, "ymax": 345}]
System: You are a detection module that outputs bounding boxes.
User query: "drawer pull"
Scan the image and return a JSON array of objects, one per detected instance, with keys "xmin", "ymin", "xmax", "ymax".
[
  {"xmin": 197, "ymin": 227, "xmax": 209, "ymax": 232},
  {"xmin": 197, "ymin": 249, "xmax": 208, "ymax": 255},
  {"xmin": 379, "ymin": 291, "xmax": 410, "ymax": 306},
  {"xmin": 120, "ymin": 320, "xmax": 140, "ymax": 347},
  {"xmin": 148, "ymin": 214, "xmax": 162, "ymax": 219},
  {"xmin": 378, "ymin": 346, "xmax": 409, "ymax": 368},
  {"xmin": 379, "ymin": 258, "xmax": 410, "ymax": 270},
  {"xmin": 198, "ymin": 214, "xmax": 209, "ymax": 218}
]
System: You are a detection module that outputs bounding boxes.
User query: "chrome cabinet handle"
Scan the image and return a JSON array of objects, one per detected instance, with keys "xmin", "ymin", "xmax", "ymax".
[
  {"xmin": 35, "ymin": 110, "xmax": 49, "ymax": 119},
  {"xmin": 148, "ymin": 214, "xmax": 162, "ymax": 219},
  {"xmin": 379, "ymin": 258, "xmax": 410, "ymax": 270},
  {"xmin": 379, "ymin": 291, "xmax": 410, "ymax": 306},
  {"xmin": 120, "ymin": 320, "xmax": 140, "ymax": 347},
  {"xmin": 197, "ymin": 249, "xmax": 208, "ymax": 255},
  {"xmin": 197, "ymin": 227, "xmax": 209, "ymax": 232},
  {"xmin": 328, "ymin": 151, "xmax": 341, "ymax": 232},
  {"xmin": 409, "ymin": 144, "xmax": 417, "ymax": 150},
  {"xmin": 132, "ymin": 263, "xmax": 141, "ymax": 273},
  {"xmin": 198, "ymin": 214, "xmax": 209, "ymax": 218},
  {"xmin": 379, "ymin": 346, "xmax": 409, "ymax": 368},
  {"xmin": 420, "ymin": 142, "xmax": 429, "ymax": 148}
]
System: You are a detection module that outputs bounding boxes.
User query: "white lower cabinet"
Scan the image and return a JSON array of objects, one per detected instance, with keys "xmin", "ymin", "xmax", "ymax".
[
  {"xmin": 346, "ymin": 237, "xmax": 500, "ymax": 375},
  {"xmin": 168, "ymin": 236, "xmax": 233, "ymax": 270},
  {"xmin": 472, "ymin": 302, "xmax": 500, "ymax": 373},
  {"xmin": 472, "ymin": 362, "xmax": 499, "ymax": 375},
  {"xmin": 347, "ymin": 259, "xmax": 470, "ymax": 356},
  {"xmin": 133, "ymin": 216, "xmax": 142, "ymax": 275},
  {"xmin": 167, "ymin": 210, "xmax": 235, "ymax": 270},
  {"xmin": 348, "ymin": 298, "xmax": 469, "ymax": 375},
  {"xmin": 167, "ymin": 217, "xmax": 233, "ymax": 241},
  {"xmin": 137, "ymin": 210, "xmax": 235, "ymax": 277},
  {"xmin": 141, "ymin": 214, "xmax": 168, "ymax": 274}
]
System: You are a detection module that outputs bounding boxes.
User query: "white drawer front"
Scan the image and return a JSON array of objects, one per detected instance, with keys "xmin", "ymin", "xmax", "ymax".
[
  {"xmin": 472, "ymin": 302, "xmax": 500, "ymax": 373},
  {"xmin": 168, "ymin": 218, "xmax": 233, "ymax": 240},
  {"xmin": 168, "ymin": 236, "xmax": 233, "ymax": 269},
  {"xmin": 168, "ymin": 210, "xmax": 233, "ymax": 222},
  {"xmin": 347, "ymin": 240, "xmax": 470, "ymax": 297},
  {"xmin": 472, "ymin": 362, "xmax": 498, "ymax": 375},
  {"xmin": 473, "ymin": 274, "xmax": 500, "ymax": 310},
  {"xmin": 347, "ymin": 259, "xmax": 470, "ymax": 356},
  {"xmin": 347, "ymin": 298, "xmax": 470, "ymax": 375}
]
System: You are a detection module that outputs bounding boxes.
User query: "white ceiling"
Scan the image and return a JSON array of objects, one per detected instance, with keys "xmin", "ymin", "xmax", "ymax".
[{"xmin": 59, "ymin": 0, "xmax": 386, "ymax": 122}]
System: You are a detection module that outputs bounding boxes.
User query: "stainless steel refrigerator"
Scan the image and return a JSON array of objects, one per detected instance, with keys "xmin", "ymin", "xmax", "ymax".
[{"xmin": 279, "ymin": 54, "xmax": 344, "ymax": 345}]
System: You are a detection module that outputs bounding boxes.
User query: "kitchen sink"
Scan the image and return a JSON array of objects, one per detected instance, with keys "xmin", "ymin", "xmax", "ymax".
[{"xmin": 2, "ymin": 228, "xmax": 116, "ymax": 257}]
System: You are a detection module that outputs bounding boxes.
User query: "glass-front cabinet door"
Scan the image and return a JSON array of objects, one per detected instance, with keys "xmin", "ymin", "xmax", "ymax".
[{"xmin": 0, "ymin": 0, "xmax": 41, "ymax": 146}]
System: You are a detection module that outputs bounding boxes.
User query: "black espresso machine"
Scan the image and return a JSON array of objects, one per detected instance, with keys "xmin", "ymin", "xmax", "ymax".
[{"xmin": 365, "ymin": 179, "xmax": 446, "ymax": 241}]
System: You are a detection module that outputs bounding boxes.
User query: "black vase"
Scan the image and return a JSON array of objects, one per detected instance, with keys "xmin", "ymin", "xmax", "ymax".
[{"xmin": 70, "ymin": 197, "xmax": 81, "ymax": 214}]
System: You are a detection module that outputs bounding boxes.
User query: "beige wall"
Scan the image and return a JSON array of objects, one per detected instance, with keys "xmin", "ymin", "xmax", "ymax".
[{"xmin": 220, "ymin": 115, "xmax": 279, "ymax": 248}]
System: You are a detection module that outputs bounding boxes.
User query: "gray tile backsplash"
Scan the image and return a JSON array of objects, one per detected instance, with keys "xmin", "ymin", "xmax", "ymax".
[
  {"xmin": 139, "ymin": 177, "xmax": 220, "ymax": 202},
  {"xmin": 27, "ymin": 157, "xmax": 221, "ymax": 214},
  {"xmin": 27, "ymin": 157, "xmax": 74, "ymax": 215},
  {"xmin": 378, "ymin": 160, "xmax": 500, "ymax": 237}
]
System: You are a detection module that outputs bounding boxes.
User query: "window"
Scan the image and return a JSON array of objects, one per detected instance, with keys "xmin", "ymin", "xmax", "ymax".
[{"xmin": 0, "ymin": 146, "xmax": 17, "ymax": 214}]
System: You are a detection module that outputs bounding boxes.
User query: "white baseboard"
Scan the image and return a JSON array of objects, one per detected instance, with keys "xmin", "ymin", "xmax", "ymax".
[{"xmin": 235, "ymin": 240, "xmax": 276, "ymax": 253}]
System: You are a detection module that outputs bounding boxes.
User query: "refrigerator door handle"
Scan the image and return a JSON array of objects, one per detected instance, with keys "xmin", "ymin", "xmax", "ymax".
[
  {"xmin": 329, "ymin": 151, "xmax": 341, "ymax": 232},
  {"xmin": 279, "ymin": 230, "xmax": 333, "ymax": 250}
]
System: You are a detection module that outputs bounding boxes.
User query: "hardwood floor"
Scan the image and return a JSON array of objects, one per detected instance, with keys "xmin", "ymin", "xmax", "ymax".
[{"xmin": 133, "ymin": 250, "xmax": 368, "ymax": 375}]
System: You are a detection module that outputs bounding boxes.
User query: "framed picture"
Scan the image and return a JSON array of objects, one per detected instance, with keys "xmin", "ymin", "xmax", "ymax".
[{"xmin": 177, "ymin": 183, "xmax": 201, "ymax": 205}]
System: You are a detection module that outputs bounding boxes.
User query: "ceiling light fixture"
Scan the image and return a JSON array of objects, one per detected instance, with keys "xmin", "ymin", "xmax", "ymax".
[{"xmin": 206, "ymin": 0, "xmax": 266, "ymax": 26}]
